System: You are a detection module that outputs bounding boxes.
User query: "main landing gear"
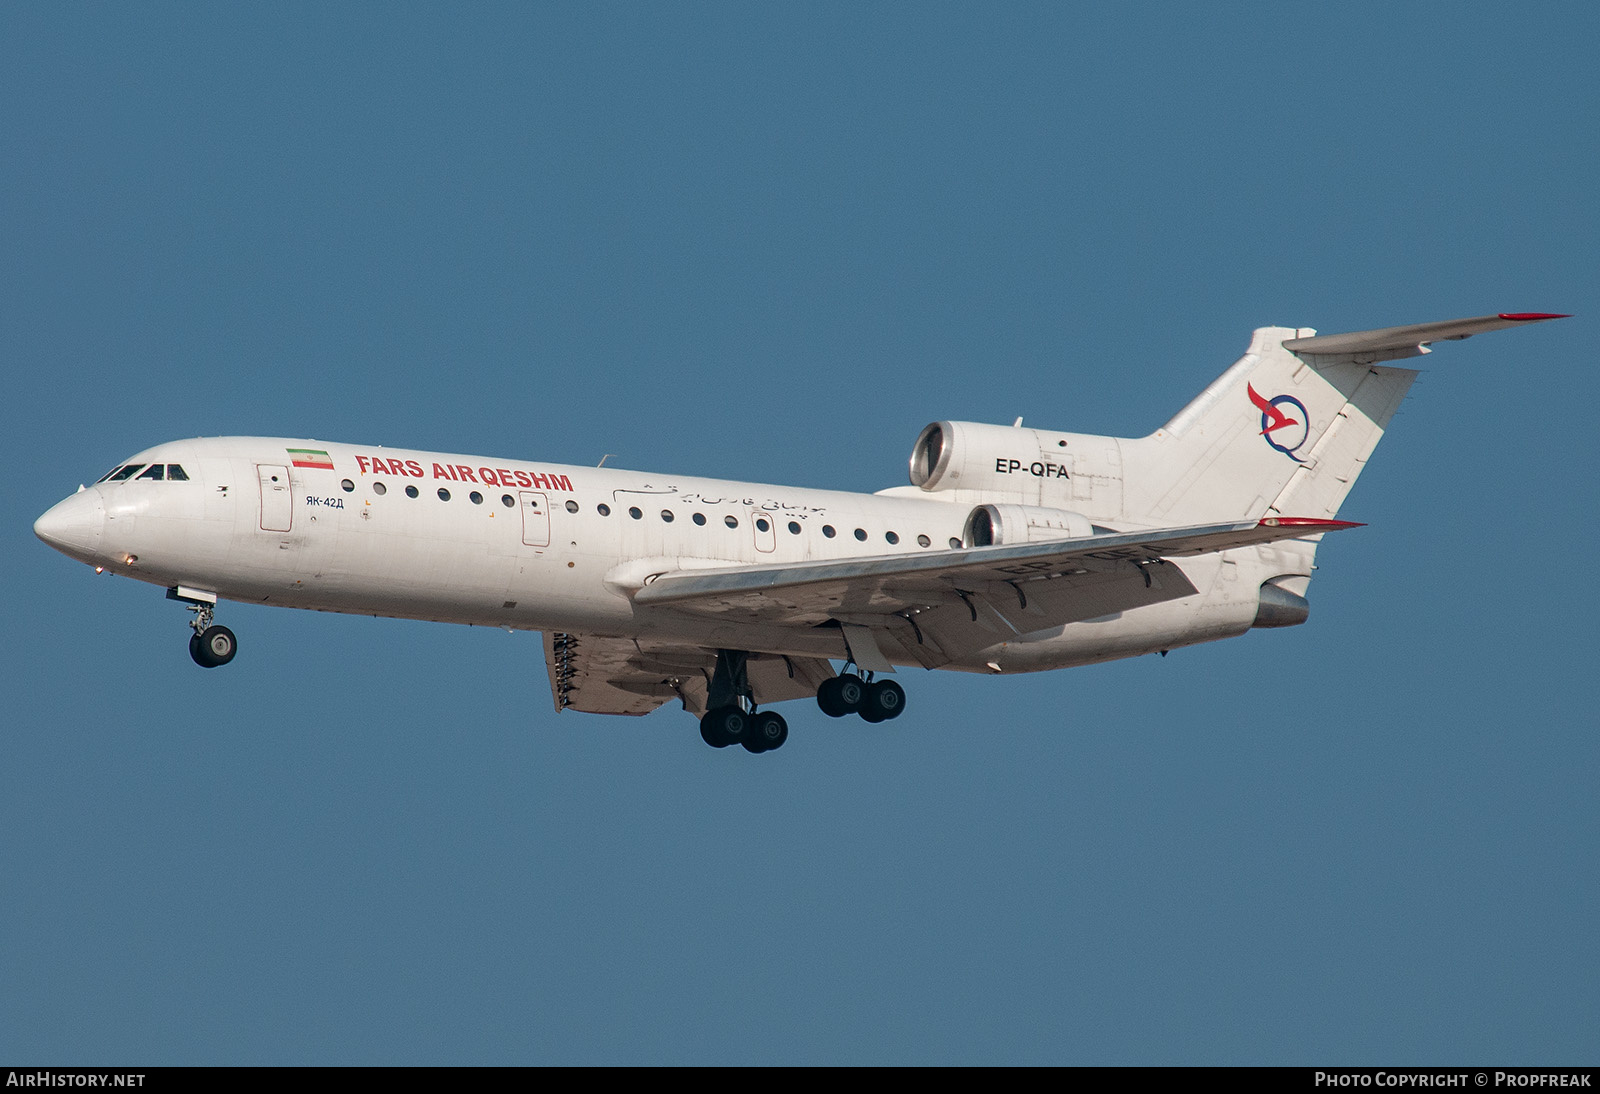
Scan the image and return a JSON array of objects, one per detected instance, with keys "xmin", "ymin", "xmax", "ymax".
[
  {"xmin": 700, "ymin": 650, "xmax": 788, "ymax": 753},
  {"xmin": 817, "ymin": 670, "xmax": 905, "ymax": 723},
  {"xmin": 700, "ymin": 705, "xmax": 789, "ymax": 753},
  {"xmin": 172, "ymin": 590, "xmax": 237, "ymax": 669},
  {"xmin": 697, "ymin": 653, "xmax": 910, "ymax": 753}
]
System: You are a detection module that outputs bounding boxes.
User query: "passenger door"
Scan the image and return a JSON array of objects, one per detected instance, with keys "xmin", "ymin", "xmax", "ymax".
[{"xmin": 257, "ymin": 464, "xmax": 292, "ymax": 532}]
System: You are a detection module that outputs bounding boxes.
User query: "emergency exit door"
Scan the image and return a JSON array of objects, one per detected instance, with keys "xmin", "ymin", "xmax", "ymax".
[
  {"xmin": 520, "ymin": 491, "xmax": 550, "ymax": 547},
  {"xmin": 751, "ymin": 510, "xmax": 776, "ymax": 553}
]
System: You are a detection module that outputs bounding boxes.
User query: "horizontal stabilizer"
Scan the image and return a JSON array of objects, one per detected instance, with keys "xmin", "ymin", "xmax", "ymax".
[{"xmin": 1283, "ymin": 312, "xmax": 1568, "ymax": 365}]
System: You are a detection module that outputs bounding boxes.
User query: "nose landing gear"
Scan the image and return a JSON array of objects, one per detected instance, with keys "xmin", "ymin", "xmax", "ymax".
[
  {"xmin": 189, "ymin": 624, "xmax": 238, "ymax": 668},
  {"xmin": 171, "ymin": 588, "xmax": 237, "ymax": 668}
]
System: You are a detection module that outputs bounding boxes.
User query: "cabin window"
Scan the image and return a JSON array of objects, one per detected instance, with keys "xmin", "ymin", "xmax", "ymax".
[
  {"xmin": 109, "ymin": 465, "xmax": 144, "ymax": 482},
  {"xmin": 724, "ymin": 515, "xmax": 738, "ymax": 529},
  {"xmin": 917, "ymin": 534, "xmax": 931, "ymax": 548},
  {"xmin": 373, "ymin": 482, "xmax": 387, "ymax": 495},
  {"xmin": 341, "ymin": 479, "xmax": 355, "ymax": 492},
  {"xmin": 787, "ymin": 521, "xmax": 801, "ymax": 535},
  {"xmin": 949, "ymin": 537, "xmax": 962, "ymax": 549},
  {"xmin": 470, "ymin": 492, "xmax": 483, "ymax": 504},
  {"xmin": 405, "ymin": 485, "xmax": 419, "ymax": 498},
  {"xmin": 661, "ymin": 510, "xmax": 674, "ymax": 522},
  {"xmin": 755, "ymin": 517, "xmax": 770, "ymax": 533},
  {"xmin": 565, "ymin": 500, "xmax": 579, "ymax": 513},
  {"xmin": 597, "ymin": 503, "xmax": 611, "ymax": 516},
  {"xmin": 137, "ymin": 465, "xmax": 165, "ymax": 481},
  {"xmin": 853, "ymin": 528, "xmax": 867, "ymax": 541},
  {"xmin": 629, "ymin": 507, "xmax": 642, "ymax": 520},
  {"xmin": 167, "ymin": 465, "xmax": 189, "ymax": 481},
  {"xmin": 822, "ymin": 525, "xmax": 836, "ymax": 538},
  {"xmin": 437, "ymin": 488, "xmax": 451, "ymax": 501},
  {"xmin": 692, "ymin": 513, "xmax": 706, "ymax": 526},
  {"xmin": 885, "ymin": 531, "xmax": 899, "ymax": 545},
  {"xmin": 501, "ymin": 495, "xmax": 514, "ymax": 508}
]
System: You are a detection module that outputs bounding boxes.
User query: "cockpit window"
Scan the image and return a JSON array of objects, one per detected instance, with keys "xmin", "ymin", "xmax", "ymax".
[{"xmin": 98, "ymin": 463, "xmax": 188, "ymax": 482}]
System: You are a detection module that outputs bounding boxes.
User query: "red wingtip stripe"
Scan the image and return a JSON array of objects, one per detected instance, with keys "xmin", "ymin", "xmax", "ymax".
[
  {"xmin": 1498, "ymin": 312, "xmax": 1571, "ymax": 321},
  {"xmin": 1259, "ymin": 517, "xmax": 1365, "ymax": 529}
]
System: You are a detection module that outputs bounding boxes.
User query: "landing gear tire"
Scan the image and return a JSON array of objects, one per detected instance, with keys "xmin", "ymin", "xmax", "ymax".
[
  {"xmin": 700, "ymin": 715, "xmax": 730, "ymax": 748},
  {"xmin": 744, "ymin": 711, "xmax": 788, "ymax": 753},
  {"xmin": 836, "ymin": 673, "xmax": 866, "ymax": 711},
  {"xmin": 699, "ymin": 705, "xmax": 748, "ymax": 749},
  {"xmin": 818, "ymin": 673, "xmax": 866, "ymax": 717},
  {"xmin": 859, "ymin": 679, "xmax": 905, "ymax": 723},
  {"xmin": 189, "ymin": 625, "xmax": 237, "ymax": 668},
  {"xmin": 817, "ymin": 677, "xmax": 847, "ymax": 717}
]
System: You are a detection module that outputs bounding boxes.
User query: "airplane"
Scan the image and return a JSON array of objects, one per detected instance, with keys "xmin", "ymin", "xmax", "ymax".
[{"xmin": 35, "ymin": 312, "xmax": 1566, "ymax": 753}]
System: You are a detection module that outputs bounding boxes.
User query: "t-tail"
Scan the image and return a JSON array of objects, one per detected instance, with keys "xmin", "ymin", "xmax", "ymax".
[
  {"xmin": 1121, "ymin": 313, "xmax": 1569, "ymax": 528},
  {"xmin": 899, "ymin": 312, "xmax": 1565, "ymax": 638}
]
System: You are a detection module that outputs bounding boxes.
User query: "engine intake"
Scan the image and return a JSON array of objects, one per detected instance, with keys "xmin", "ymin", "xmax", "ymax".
[
  {"xmin": 910, "ymin": 420, "xmax": 1075, "ymax": 492},
  {"xmin": 909, "ymin": 422, "xmax": 952, "ymax": 489},
  {"xmin": 963, "ymin": 504, "xmax": 1094, "ymax": 547}
]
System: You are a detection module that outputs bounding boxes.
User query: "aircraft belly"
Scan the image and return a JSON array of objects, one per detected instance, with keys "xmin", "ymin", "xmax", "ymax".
[
  {"xmin": 951, "ymin": 600, "xmax": 1203, "ymax": 673},
  {"xmin": 956, "ymin": 553, "xmax": 1262, "ymax": 673},
  {"xmin": 625, "ymin": 608, "xmax": 846, "ymax": 662}
]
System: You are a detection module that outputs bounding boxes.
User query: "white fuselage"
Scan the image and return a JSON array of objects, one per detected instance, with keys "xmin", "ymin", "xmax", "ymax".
[
  {"xmin": 37, "ymin": 436, "xmax": 1270, "ymax": 675},
  {"xmin": 41, "ymin": 315, "xmax": 1558, "ymax": 720}
]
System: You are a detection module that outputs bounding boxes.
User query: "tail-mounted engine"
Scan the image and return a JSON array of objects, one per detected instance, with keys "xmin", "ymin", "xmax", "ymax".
[
  {"xmin": 962, "ymin": 504, "xmax": 1095, "ymax": 547},
  {"xmin": 910, "ymin": 420, "xmax": 1076, "ymax": 492},
  {"xmin": 907, "ymin": 420, "xmax": 1123, "ymax": 516}
]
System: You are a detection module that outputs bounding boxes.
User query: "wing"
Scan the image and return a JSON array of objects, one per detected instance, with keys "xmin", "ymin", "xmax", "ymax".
[
  {"xmin": 542, "ymin": 631, "xmax": 835, "ymax": 716},
  {"xmin": 631, "ymin": 518, "xmax": 1359, "ymax": 669}
]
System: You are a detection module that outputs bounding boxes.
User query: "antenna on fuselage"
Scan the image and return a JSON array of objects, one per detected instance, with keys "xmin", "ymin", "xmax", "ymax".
[{"xmin": 597, "ymin": 454, "xmax": 616, "ymax": 467}]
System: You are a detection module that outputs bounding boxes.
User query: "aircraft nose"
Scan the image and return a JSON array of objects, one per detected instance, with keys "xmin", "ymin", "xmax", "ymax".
[{"xmin": 35, "ymin": 489, "xmax": 106, "ymax": 561}]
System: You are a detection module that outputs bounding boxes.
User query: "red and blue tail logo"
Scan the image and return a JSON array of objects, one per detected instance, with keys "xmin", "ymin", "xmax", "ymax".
[{"xmin": 1248, "ymin": 384, "xmax": 1309, "ymax": 462}]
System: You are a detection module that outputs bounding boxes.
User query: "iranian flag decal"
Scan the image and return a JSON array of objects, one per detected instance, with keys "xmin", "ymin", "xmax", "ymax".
[{"xmin": 288, "ymin": 448, "xmax": 335, "ymax": 470}]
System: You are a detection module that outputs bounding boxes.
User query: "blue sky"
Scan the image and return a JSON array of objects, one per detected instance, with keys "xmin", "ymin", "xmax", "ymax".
[{"xmin": 3, "ymin": 3, "xmax": 1595, "ymax": 1064}]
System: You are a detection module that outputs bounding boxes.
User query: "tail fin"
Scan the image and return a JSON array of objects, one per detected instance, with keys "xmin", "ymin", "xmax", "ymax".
[{"xmin": 1124, "ymin": 313, "xmax": 1566, "ymax": 526}]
